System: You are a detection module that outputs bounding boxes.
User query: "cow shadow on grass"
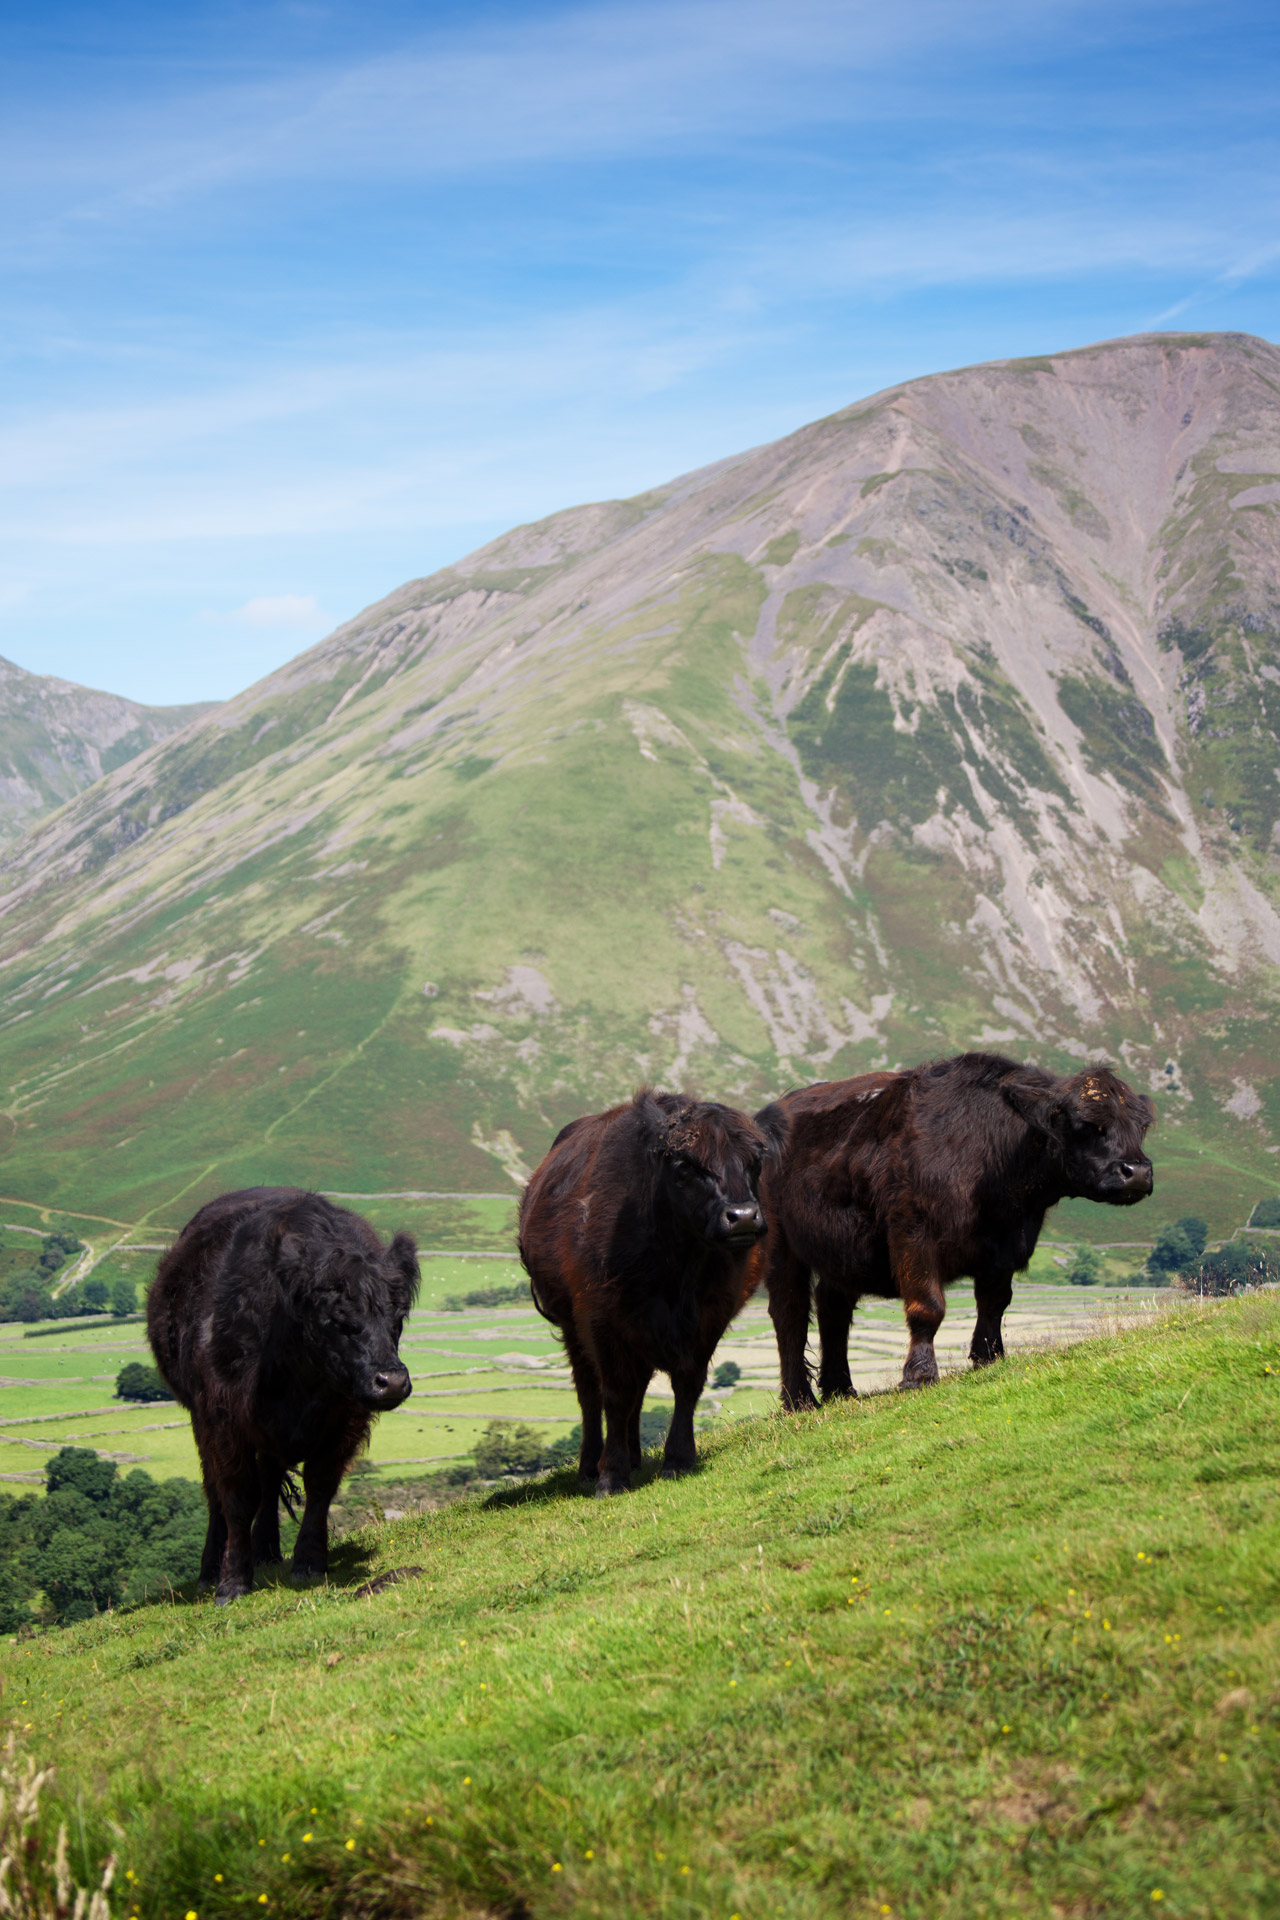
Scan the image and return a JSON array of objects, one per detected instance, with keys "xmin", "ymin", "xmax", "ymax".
[
  {"xmin": 480, "ymin": 1456, "xmax": 689, "ymax": 1513},
  {"xmin": 135, "ymin": 1536, "xmax": 382, "ymax": 1611}
]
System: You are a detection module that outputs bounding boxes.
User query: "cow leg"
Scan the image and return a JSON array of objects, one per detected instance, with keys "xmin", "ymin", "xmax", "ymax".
[
  {"xmin": 291, "ymin": 1452, "xmax": 345, "ymax": 1582},
  {"xmin": 815, "ymin": 1279, "xmax": 859, "ymax": 1401},
  {"xmin": 215, "ymin": 1446, "xmax": 261, "ymax": 1605},
  {"xmin": 971, "ymin": 1268, "xmax": 1014, "ymax": 1368},
  {"xmin": 894, "ymin": 1241, "xmax": 946, "ymax": 1389},
  {"xmin": 627, "ymin": 1373, "xmax": 653, "ymax": 1469},
  {"xmin": 561, "ymin": 1324, "xmax": 604, "ymax": 1481},
  {"xmin": 595, "ymin": 1352, "xmax": 648, "ymax": 1495},
  {"xmin": 661, "ymin": 1360, "xmax": 707, "ymax": 1478},
  {"xmin": 767, "ymin": 1238, "xmax": 818, "ymax": 1412},
  {"xmin": 199, "ymin": 1497, "xmax": 227, "ymax": 1593},
  {"xmin": 251, "ymin": 1456, "xmax": 285, "ymax": 1567},
  {"xmin": 193, "ymin": 1417, "xmax": 227, "ymax": 1592}
]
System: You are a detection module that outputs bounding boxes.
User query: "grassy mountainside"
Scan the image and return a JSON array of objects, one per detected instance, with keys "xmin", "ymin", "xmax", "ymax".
[
  {"xmin": 1, "ymin": 334, "xmax": 1280, "ymax": 1233},
  {"xmin": 0, "ymin": 653, "xmax": 211, "ymax": 846},
  {"xmin": 5, "ymin": 1294, "xmax": 1279, "ymax": 1917}
]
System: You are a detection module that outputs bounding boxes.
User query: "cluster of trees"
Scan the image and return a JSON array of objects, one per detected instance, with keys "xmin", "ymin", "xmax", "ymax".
[
  {"xmin": 1146, "ymin": 1216, "xmax": 1210, "ymax": 1279},
  {"xmin": 1066, "ymin": 1216, "xmax": 1278, "ymax": 1294},
  {"xmin": 473, "ymin": 1407, "xmax": 685, "ymax": 1478},
  {"xmin": 0, "ymin": 1235, "xmax": 138, "ymax": 1323},
  {"xmin": 1143, "ymin": 1215, "xmax": 1278, "ymax": 1294},
  {"xmin": 1176, "ymin": 1241, "xmax": 1280, "ymax": 1297},
  {"xmin": 0, "ymin": 1448, "xmax": 206, "ymax": 1630},
  {"xmin": 115, "ymin": 1362, "xmax": 173, "ymax": 1402}
]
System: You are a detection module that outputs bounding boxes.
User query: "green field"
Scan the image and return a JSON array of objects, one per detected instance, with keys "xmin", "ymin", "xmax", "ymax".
[
  {"xmin": 2, "ymin": 1220, "xmax": 1180, "ymax": 1496},
  {"xmin": 4, "ymin": 1291, "xmax": 1278, "ymax": 1918}
]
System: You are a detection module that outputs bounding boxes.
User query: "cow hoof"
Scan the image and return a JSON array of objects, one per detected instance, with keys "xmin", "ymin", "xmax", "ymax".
[
  {"xmin": 898, "ymin": 1373, "xmax": 937, "ymax": 1391},
  {"xmin": 594, "ymin": 1479, "xmax": 628, "ymax": 1497},
  {"xmin": 781, "ymin": 1392, "xmax": 819, "ymax": 1414},
  {"xmin": 821, "ymin": 1384, "xmax": 859, "ymax": 1403},
  {"xmin": 214, "ymin": 1587, "xmax": 247, "ymax": 1607},
  {"xmin": 660, "ymin": 1461, "xmax": 695, "ymax": 1479}
]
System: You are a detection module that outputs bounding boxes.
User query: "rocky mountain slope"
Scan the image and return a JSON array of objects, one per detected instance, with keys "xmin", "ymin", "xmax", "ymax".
[
  {"xmin": 1, "ymin": 331, "xmax": 1278, "ymax": 1228},
  {"xmin": 0, "ymin": 654, "xmax": 211, "ymax": 845}
]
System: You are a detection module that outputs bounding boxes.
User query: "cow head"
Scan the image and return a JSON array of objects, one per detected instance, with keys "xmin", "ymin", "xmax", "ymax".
[
  {"xmin": 280, "ymin": 1214, "xmax": 420, "ymax": 1410},
  {"xmin": 1002, "ymin": 1065, "xmax": 1155, "ymax": 1205},
  {"xmin": 637, "ymin": 1091, "xmax": 782, "ymax": 1247}
]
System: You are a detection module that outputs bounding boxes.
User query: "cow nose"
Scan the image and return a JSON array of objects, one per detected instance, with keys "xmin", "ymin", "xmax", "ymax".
[
  {"xmin": 721, "ymin": 1202, "xmax": 764, "ymax": 1239},
  {"xmin": 371, "ymin": 1366, "xmax": 411, "ymax": 1406},
  {"xmin": 1121, "ymin": 1160, "xmax": 1154, "ymax": 1193}
]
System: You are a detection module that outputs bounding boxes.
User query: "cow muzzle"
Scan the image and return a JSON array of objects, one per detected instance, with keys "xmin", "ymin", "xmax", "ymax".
[
  {"xmin": 717, "ymin": 1201, "xmax": 766, "ymax": 1245},
  {"xmin": 1107, "ymin": 1158, "xmax": 1154, "ymax": 1204},
  {"xmin": 364, "ymin": 1365, "xmax": 412, "ymax": 1410}
]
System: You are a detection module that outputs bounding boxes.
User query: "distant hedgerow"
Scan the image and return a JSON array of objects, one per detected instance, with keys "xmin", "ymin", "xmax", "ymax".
[{"xmin": 441, "ymin": 1282, "xmax": 529, "ymax": 1311}]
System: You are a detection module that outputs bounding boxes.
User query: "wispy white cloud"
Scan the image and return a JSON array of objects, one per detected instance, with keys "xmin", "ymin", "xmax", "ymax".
[
  {"xmin": 220, "ymin": 594, "xmax": 332, "ymax": 631},
  {"xmin": 0, "ymin": 0, "xmax": 1275, "ymax": 704},
  {"xmin": 0, "ymin": 0, "xmax": 1162, "ymax": 249}
]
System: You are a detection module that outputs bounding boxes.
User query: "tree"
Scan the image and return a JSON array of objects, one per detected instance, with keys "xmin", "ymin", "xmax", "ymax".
[
  {"xmin": 110, "ymin": 1275, "xmax": 137, "ymax": 1317},
  {"xmin": 0, "ymin": 1276, "xmax": 54, "ymax": 1322},
  {"xmin": 1068, "ymin": 1246, "xmax": 1102, "ymax": 1286},
  {"xmin": 712, "ymin": 1361, "xmax": 741, "ymax": 1388},
  {"xmin": 81, "ymin": 1276, "xmax": 109, "ymax": 1311},
  {"xmin": 1146, "ymin": 1216, "xmax": 1210, "ymax": 1278},
  {"xmin": 474, "ymin": 1420, "xmax": 546, "ymax": 1477},
  {"xmin": 35, "ymin": 1232, "xmax": 82, "ymax": 1278},
  {"xmin": 115, "ymin": 1362, "xmax": 173, "ymax": 1403},
  {"xmin": 23, "ymin": 1449, "xmax": 206, "ymax": 1625}
]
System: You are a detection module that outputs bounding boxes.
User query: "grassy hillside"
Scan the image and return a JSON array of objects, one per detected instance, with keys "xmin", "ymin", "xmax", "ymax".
[{"xmin": 5, "ymin": 1293, "xmax": 1278, "ymax": 1918}]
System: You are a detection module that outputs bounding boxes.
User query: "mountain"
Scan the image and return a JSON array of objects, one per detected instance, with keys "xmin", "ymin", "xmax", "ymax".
[
  {"xmin": 1, "ymin": 331, "xmax": 1279, "ymax": 1232},
  {"xmin": 0, "ymin": 654, "xmax": 212, "ymax": 845}
]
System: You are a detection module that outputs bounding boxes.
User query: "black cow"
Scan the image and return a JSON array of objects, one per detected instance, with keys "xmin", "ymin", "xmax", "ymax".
[
  {"xmin": 519, "ymin": 1090, "xmax": 784, "ymax": 1493},
  {"xmin": 148, "ymin": 1187, "xmax": 418, "ymax": 1602},
  {"xmin": 758, "ymin": 1054, "xmax": 1154, "ymax": 1405}
]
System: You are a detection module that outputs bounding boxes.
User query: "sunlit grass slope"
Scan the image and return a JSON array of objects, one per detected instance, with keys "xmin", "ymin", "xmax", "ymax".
[{"xmin": 7, "ymin": 1295, "xmax": 1280, "ymax": 1919}]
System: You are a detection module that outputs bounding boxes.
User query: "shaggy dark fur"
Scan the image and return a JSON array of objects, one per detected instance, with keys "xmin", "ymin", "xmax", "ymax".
[
  {"xmin": 519, "ymin": 1090, "xmax": 786, "ymax": 1494},
  {"xmin": 757, "ymin": 1053, "xmax": 1155, "ymax": 1406},
  {"xmin": 148, "ymin": 1187, "xmax": 419, "ymax": 1602}
]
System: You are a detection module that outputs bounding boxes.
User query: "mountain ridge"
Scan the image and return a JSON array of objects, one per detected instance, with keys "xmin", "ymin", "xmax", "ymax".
[
  {"xmin": 1, "ymin": 330, "xmax": 1278, "ymax": 1228},
  {"xmin": 0, "ymin": 653, "xmax": 213, "ymax": 847}
]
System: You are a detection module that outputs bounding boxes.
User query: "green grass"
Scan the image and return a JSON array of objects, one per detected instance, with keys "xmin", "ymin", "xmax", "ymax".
[{"xmin": 6, "ymin": 1293, "xmax": 1279, "ymax": 1918}]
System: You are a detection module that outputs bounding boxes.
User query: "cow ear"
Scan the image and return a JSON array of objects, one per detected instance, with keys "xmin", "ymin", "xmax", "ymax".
[
  {"xmin": 387, "ymin": 1231, "xmax": 421, "ymax": 1310},
  {"xmin": 1001, "ymin": 1076, "xmax": 1067, "ymax": 1146},
  {"xmin": 634, "ymin": 1089, "xmax": 674, "ymax": 1155},
  {"xmin": 755, "ymin": 1102, "xmax": 790, "ymax": 1157}
]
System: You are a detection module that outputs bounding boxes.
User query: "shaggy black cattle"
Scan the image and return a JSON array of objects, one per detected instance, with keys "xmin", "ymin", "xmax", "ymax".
[
  {"xmin": 148, "ymin": 1188, "xmax": 418, "ymax": 1602},
  {"xmin": 519, "ymin": 1090, "xmax": 785, "ymax": 1493},
  {"xmin": 758, "ymin": 1054, "xmax": 1154, "ymax": 1406}
]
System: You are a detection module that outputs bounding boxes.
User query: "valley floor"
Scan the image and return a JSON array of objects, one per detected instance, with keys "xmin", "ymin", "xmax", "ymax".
[
  {"xmin": 4, "ymin": 1292, "xmax": 1278, "ymax": 1918},
  {"xmin": 0, "ymin": 1258, "xmax": 1172, "ymax": 1490}
]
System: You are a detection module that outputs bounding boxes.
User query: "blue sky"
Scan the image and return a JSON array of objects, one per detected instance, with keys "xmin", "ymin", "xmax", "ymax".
[{"xmin": 3, "ymin": 0, "xmax": 1279, "ymax": 705}]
